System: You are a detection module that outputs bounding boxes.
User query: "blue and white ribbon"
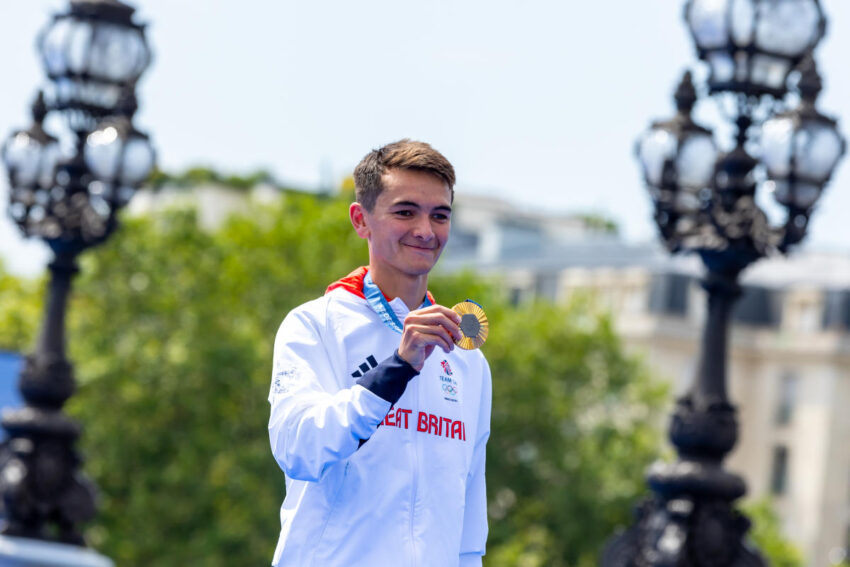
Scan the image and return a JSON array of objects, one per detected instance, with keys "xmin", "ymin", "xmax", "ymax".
[{"xmin": 363, "ymin": 271, "xmax": 432, "ymax": 334}]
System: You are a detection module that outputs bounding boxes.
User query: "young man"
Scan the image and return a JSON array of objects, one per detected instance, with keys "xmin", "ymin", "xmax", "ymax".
[{"xmin": 268, "ymin": 140, "xmax": 491, "ymax": 566}]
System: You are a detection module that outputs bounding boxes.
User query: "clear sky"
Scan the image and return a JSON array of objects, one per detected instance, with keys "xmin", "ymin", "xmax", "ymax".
[{"xmin": 2, "ymin": 0, "xmax": 850, "ymax": 277}]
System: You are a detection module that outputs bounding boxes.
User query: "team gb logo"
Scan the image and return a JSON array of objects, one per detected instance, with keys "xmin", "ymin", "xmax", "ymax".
[{"xmin": 441, "ymin": 360, "xmax": 453, "ymax": 376}]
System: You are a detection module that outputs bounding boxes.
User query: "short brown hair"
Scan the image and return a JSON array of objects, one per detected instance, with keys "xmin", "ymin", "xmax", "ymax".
[{"xmin": 353, "ymin": 139, "xmax": 456, "ymax": 211}]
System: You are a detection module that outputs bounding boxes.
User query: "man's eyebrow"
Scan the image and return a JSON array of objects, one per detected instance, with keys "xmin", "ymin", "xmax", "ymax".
[
  {"xmin": 389, "ymin": 201, "xmax": 452, "ymax": 212},
  {"xmin": 390, "ymin": 200, "xmax": 422, "ymax": 208}
]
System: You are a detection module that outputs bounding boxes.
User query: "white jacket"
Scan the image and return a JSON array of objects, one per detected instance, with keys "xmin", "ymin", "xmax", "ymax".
[{"xmin": 268, "ymin": 271, "xmax": 491, "ymax": 566}]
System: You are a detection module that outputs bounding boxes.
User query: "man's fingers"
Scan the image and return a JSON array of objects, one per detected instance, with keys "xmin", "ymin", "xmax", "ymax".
[
  {"xmin": 404, "ymin": 312, "xmax": 462, "ymax": 341},
  {"xmin": 407, "ymin": 316, "xmax": 461, "ymax": 343},
  {"xmin": 403, "ymin": 323, "xmax": 455, "ymax": 353},
  {"xmin": 405, "ymin": 323, "xmax": 455, "ymax": 352},
  {"xmin": 410, "ymin": 304, "xmax": 462, "ymax": 325}
]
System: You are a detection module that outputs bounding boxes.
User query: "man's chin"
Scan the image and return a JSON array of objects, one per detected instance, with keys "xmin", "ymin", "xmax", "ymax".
[
  {"xmin": 399, "ymin": 258, "xmax": 439, "ymax": 277},
  {"xmin": 404, "ymin": 264, "xmax": 436, "ymax": 277}
]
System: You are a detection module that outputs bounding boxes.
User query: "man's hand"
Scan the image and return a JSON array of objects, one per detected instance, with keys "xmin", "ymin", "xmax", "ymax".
[{"xmin": 398, "ymin": 305, "xmax": 462, "ymax": 371}]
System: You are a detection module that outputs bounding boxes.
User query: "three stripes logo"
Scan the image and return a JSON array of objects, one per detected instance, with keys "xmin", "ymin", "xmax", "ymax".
[{"xmin": 351, "ymin": 355, "xmax": 379, "ymax": 378}]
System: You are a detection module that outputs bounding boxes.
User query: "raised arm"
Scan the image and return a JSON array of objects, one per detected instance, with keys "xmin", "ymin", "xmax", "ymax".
[
  {"xmin": 268, "ymin": 308, "xmax": 411, "ymax": 481},
  {"xmin": 269, "ymin": 302, "xmax": 463, "ymax": 482}
]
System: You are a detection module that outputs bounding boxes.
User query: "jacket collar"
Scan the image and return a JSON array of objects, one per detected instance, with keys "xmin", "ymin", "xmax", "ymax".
[{"xmin": 325, "ymin": 266, "xmax": 435, "ymax": 305}]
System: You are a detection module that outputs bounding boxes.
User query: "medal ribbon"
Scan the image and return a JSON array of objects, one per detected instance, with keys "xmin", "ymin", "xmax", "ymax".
[{"xmin": 363, "ymin": 271, "xmax": 432, "ymax": 334}]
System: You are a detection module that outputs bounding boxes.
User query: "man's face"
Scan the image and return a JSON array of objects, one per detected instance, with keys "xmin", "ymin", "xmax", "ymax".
[{"xmin": 351, "ymin": 168, "xmax": 452, "ymax": 279}]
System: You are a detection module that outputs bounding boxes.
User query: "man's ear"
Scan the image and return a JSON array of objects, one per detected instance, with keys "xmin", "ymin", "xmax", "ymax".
[{"xmin": 350, "ymin": 202, "xmax": 370, "ymax": 239}]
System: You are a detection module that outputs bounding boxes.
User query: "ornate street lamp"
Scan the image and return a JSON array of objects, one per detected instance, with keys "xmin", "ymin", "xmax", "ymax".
[
  {"xmin": 0, "ymin": 0, "xmax": 154, "ymax": 556},
  {"xmin": 603, "ymin": 2, "xmax": 843, "ymax": 566}
]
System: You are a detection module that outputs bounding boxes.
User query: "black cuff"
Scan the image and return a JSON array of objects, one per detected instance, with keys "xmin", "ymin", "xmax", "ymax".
[{"xmin": 356, "ymin": 350, "xmax": 419, "ymax": 405}]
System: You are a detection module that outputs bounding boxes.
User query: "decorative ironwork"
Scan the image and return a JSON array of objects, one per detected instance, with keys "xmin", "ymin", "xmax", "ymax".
[
  {"xmin": 39, "ymin": 0, "xmax": 151, "ymax": 125},
  {"xmin": 0, "ymin": 0, "xmax": 154, "ymax": 546},
  {"xmin": 604, "ymin": 1, "xmax": 844, "ymax": 565},
  {"xmin": 684, "ymin": 0, "xmax": 826, "ymax": 98}
]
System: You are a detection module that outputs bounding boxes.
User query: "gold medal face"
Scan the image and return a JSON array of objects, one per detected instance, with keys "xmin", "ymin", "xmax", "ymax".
[{"xmin": 451, "ymin": 300, "xmax": 489, "ymax": 350}]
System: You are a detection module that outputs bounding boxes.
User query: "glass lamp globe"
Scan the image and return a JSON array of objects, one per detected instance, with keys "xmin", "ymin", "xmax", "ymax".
[
  {"xmin": 2, "ymin": 130, "xmax": 58, "ymax": 190},
  {"xmin": 636, "ymin": 72, "xmax": 718, "ymax": 251},
  {"xmin": 38, "ymin": 0, "xmax": 151, "ymax": 116},
  {"xmin": 684, "ymin": 0, "xmax": 825, "ymax": 97},
  {"xmin": 637, "ymin": 74, "xmax": 717, "ymax": 200},
  {"xmin": 762, "ymin": 61, "xmax": 845, "ymax": 212},
  {"xmin": 638, "ymin": 127, "xmax": 716, "ymax": 195},
  {"xmin": 762, "ymin": 117, "xmax": 844, "ymax": 210},
  {"xmin": 85, "ymin": 117, "xmax": 155, "ymax": 206},
  {"xmin": 637, "ymin": 123, "xmax": 716, "ymax": 244},
  {"xmin": 1, "ymin": 94, "xmax": 61, "ymax": 233}
]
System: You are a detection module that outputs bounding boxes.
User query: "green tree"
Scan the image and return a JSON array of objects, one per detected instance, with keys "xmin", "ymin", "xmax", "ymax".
[
  {"xmin": 743, "ymin": 499, "xmax": 806, "ymax": 567},
  {"xmin": 0, "ymin": 190, "xmax": 709, "ymax": 565},
  {"xmin": 0, "ymin": 260, "xmax": 42, "ymax": 352}
]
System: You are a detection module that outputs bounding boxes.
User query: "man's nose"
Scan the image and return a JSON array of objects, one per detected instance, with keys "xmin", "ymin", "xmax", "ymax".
[{"xmin": 411, "ymin": 216, "xmax": 435, "ymax": 240}]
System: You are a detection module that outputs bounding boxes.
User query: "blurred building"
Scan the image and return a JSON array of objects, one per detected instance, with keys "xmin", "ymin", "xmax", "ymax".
[
  {"xmin": 127, "ymin": 180, "xmax": 282, "ymax": 230},
  {"xmin": 441, "ymin": 193, "xmax": 850, "ymax": 567}
]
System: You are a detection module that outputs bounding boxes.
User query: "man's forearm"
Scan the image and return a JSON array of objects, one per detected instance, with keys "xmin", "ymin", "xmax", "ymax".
[{"xmin": 355, "ymin": 350, "xmax": 419, "ymax": 405}]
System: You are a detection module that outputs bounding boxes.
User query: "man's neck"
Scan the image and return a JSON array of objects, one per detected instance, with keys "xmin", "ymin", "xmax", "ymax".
[{"xmin": 369, "ymin": 264, "xmax": 428, "ymax": 310}]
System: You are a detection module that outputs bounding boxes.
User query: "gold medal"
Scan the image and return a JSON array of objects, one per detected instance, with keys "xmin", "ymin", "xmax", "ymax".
[{"xmin": 451, "ymin": 300, "xmax": 489, "ymax": 350}]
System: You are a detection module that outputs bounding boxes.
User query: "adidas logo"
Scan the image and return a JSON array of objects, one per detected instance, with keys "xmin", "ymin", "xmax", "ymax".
[{"xmin": 351, "ymin": 355, "xmax": 378, "ymax": 378}]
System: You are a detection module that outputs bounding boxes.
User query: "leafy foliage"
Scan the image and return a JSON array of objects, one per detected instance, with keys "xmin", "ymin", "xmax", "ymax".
[
  {"xmin": 743, "ymin": 499, "xmax": 805, "ymax": 567},
  {"xmin": 0, "ymin": 260, "xmax": 42, "ymax": 352},
  {"xmin": 574, "ymin": 213, "xmax": 620, "ymax": 235},
  {"xmin": 148, "ymin": 166, "xmax": 286, "ymax": 192}
]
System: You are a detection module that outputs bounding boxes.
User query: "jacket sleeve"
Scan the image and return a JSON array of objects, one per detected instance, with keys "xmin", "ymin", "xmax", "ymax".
[
  {"xmin": 459, "ymin": 359, "xmax": 492, "ymax": 565},
  {"xmin": 268, "ymin": 306, "xmax": 393, "ymax": 482}
]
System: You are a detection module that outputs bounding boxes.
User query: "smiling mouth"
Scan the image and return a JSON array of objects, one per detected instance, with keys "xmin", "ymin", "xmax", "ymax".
[{"xmin": 403, "ymin": 243, "xmax": 438, "ymax": 251}]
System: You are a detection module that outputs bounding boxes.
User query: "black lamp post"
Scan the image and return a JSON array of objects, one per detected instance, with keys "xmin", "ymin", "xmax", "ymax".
[
  {"xmin": 0, "ymin": 0, "xmax": 154, "ymax": 547},
  {"xmin": 602, "ymin": 1, "xmax": 844, "ymax": 565}
]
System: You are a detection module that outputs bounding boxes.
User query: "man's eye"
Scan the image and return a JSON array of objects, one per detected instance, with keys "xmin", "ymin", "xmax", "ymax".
[
  {"xmin": 395, "ymin": 210, "xmax": 413, "ymax": 217},
  {"xmin": 432, "ymin": 213, "xmax": 450, "ymax": 221}
]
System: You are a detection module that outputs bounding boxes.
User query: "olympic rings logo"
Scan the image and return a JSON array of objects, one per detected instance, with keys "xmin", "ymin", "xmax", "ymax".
[{"xmin": 442, "ymin": 384, "xmax": 458, "ymax": 395}]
